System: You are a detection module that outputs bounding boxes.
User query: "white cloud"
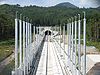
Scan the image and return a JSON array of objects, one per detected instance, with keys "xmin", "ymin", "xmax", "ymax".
[
  {"xmin": 0, "ymin": 0, "xmax": 6, "ymax": 5},
  {"xmin": 79, "ymin": 0, "xmax": 99, "ymax": 8}
]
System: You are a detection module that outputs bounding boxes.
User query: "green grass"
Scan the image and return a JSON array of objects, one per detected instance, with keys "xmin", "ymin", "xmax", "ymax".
[
  {"xmin": 0, "ymin": 60, "xmax": 15, "ymax": 75},
  {"xmin": 0, "ymin": 39, "xmax": 14, "ymax": 62},
  {"xmin": 87, "ymin": 41, "xmax": 100, "ymax": 52},
  {"xmin": 0, "ymin": 39, "xmax": 15, "ymax": 75}
]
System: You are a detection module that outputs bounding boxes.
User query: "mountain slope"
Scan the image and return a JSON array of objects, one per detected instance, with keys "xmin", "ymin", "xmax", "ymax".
[
  {"xmin": 97, "ymin": 6, "xmax": 100, "ymax": 9},
  {"xmin": 55, "ymin": 2, "xmax": 78, "ymax": 8}
]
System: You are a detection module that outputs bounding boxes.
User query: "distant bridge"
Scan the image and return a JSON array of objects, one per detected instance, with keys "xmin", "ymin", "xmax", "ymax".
[{"xmin": 12, "ymin": 12, "xmax": 88, "ymax": 75}]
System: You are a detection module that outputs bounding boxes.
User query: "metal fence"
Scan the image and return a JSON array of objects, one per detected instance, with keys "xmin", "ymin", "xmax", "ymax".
[
  {"xmin": 13, "ymin": 11, "xmax": 86, "ymax": 75},
  {"xmin": 60, "ymin": 12, "xmax": 86, "ymax": 75},
  {"xmin": 13, "ymin": 12, "xmax": 45, "ymax": 75}
]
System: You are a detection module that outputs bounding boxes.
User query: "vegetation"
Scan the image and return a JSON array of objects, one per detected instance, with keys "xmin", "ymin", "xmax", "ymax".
[
  {"xmin": 0, "ymin": 3, "xmax": 99, "ymax": 75},
  {"xmin": 0, "ymin": 39, "xmax": 14, "ymax": 62},
  {"xmin": 87, "ymin": 41, "xmax": 100, "ymax": 52},
  {"xmin": 0, "ymin": 4, "xmax": 100, "ymax": 50}
]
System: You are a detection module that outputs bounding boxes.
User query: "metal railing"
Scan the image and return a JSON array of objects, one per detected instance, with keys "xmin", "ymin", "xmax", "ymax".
[
  {"xmin": 52, "ymin": 12, "xmax": 86, "ymax": 75},
  {"xmin": 13, "ymin": 11, "xmax": 86, "ymax": 75},
  {"xmin": 59, "ymin": 12, "xmax": 86, "ymax": 75},
  {"xmin": 12, "ymin": 12, "xmax": 45, "ymax": 75}
]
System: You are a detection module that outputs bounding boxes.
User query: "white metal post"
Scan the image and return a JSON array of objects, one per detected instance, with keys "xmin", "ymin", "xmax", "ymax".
[
  {"xmin": 19, "ymin": 14, "xmax": 22, "ymax": 74},
  {"xmin": 60, "ymin": 25, "xmax": 61, "ymax": 47},
  {"xmin": 83, "ymin": 12, "xmax": 86, "ymax": 75},
  {"xmin": 23, "ymin": 16, "xmax": 26, "ymax": 75},
  {"xmin": 30, "ymin": 21, "xmax": 32, "ymax": 43},
  {"xmin": 26, "ymin": 17, "xmax": 28, "ymax": 74},
  {"xmin": 67, "ymin": 22, "xmax": 69, "ymax": 67},
  {"xmin": 34, "ymin": 26, "xmax": 35, "ymax": 42},
  {"xmin": 27, "ymin": 19, "xmax": 30, "ymax": 72},
  {"xmin": 15, "ymin": 11, "xmax": 18, "ymax": 75},
  {"xmin": 30, "ymin": 22, "xmax": 32, "ymax": 67},
  {"xmin": 69, "ymin": 19, "xmax": 72, "ymax": 70},
  {"xmin": 74, "ymin": 16, "xmax": 77, "ymax": 74},
  {"xmin": 34, "ymin": 25, "xmax": 35, "ymax": 52},
  {"xmin": 78, "ymin": 14, "xmax": 81, "ymax": 75},
  {"xmin": 71, "ymin": 17, "xmax": 74, "ymax": 74},
  {"xmin": 63, "ymin": 24, "xmax": 65, "ymax": 63},
  {"xmin": 63, "ymin": 25, "xmax": 65, "ymax": 50}
]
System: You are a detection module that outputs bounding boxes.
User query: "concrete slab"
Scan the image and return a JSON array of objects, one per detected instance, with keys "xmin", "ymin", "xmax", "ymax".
[{"xmin": 36, "ymin": 40, "xmax": 64, "ymax": 75}]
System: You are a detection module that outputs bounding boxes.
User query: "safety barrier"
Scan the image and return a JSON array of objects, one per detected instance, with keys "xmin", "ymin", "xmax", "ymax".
[{"xmin": 12, "ymin": 12, "xmax": 45, "ymax": 75}]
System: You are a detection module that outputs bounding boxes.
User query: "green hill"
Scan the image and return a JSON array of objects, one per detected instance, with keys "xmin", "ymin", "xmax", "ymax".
[{"xmin": 0, "ymin": 4, "xmax": 100, "ymax": 42}]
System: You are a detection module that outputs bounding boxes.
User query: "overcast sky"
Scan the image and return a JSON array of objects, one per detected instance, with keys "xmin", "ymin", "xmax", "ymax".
[{"xmin": 0, "ymin": 0, "xmax": 99, "ymax": 8}]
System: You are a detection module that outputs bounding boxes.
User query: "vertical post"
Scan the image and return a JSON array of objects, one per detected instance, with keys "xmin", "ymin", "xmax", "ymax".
[
  {"xmin": 26, "ymin": 17, "xmax": 28, "ymax": 74},
  {"xmin": 28, "ymin": 19, "xmax": 30, "ymax": 71},
  {"xmin": 15, "ymin": 11, "xmax": 18, "ymax": 75},
  {"xmin": 71, "ymin": 17, "xmax": 74, "ymax": 74},
  {"xmin": 38, "ymin": 26, "xmax": 40, "ymax": 43},
  {"xmin": 69, "ymin": 19, "xmax": 72, "ymax": 70},
  {"xmin": 30, "ymin": 21, "xmax": 32, "ymax": 43},
  {"xmin": 78, "ymin": 14, "xmax": 81, "ymax": 75},
  {"xmin": 36, "ymin": 26, "xmax": 37, "ymax": 43},
  {"xmin": 23, "ymin": 16, "xmax": 26, "ymax": 75},
  {"xmin": 83, "ymin": 12, "xmax": 86, "ymax": 75},
  {"xmin": 63, "ymin": 24, "xmax": 65, "ymax": 50},
  {"xmin": 68, "ymin": 20, "xmax": 70, "ymax": 67},
  {"xmin": 34, "ymin": 25, "xmax": 35, "ymax": 41},
  {"xmin": 30, "ymin": 20, "xmax": 32, "ymax": 66},
  {"xmin": 63, "ymin": 24, "xmax": 65, "ymax": 63},
  {"xmin": 60, "ymin": 25, "xmax": 61, "ymax": 47},
  {"xmin": 28, "ymin": 19, "xmax": 30, "ymax": 45},
  {"xmin": 19, "ymin": 14, "xmax": 22, "ymax": 72},
  {"xmin": 74, "ymin": 16, "xmax": 77, "ymax": 74},
  {"xmin": 29, "ymin": 21, "xmax": 31, "ymax": 70},
  {"xmin": 67, "ymin": 21, "xmax": 69, "ymax": 67}
]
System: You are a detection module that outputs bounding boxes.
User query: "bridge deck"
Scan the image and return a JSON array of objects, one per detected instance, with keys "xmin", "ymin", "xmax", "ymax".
[{"xmin": 36, "ymin": 37, "xmax": 63, "ymax": 75}]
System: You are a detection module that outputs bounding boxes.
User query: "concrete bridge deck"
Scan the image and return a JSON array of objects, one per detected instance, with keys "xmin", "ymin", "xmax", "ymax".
[{"xmin": 36, "ymin": 36, "xmax": 65, "ymax": 75}]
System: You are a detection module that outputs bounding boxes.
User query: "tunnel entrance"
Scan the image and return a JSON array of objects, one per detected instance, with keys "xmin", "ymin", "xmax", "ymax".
[{"xmin": 45, "ymin": 30, "xmax": 51, "ymax": 35}]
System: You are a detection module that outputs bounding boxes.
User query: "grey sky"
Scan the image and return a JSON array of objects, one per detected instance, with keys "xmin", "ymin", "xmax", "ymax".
[{"xmin": 0, "ymin": 0, "xmax": 99, "ymax": 8}]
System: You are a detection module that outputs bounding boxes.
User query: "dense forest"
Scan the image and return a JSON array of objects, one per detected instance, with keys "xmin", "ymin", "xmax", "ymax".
[{"xmin": 0, "ymin": 3, "xmax": 100, "ymax": 43}]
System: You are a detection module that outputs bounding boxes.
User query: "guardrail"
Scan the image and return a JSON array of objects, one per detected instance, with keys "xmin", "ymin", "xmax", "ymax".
[
  {"xmin": 12, "ymin": 12, "xmax": 45, "ymax": 75},
  {"xmin": 53, "ymin": 12, "xmax": 86, "ymax": 75}
]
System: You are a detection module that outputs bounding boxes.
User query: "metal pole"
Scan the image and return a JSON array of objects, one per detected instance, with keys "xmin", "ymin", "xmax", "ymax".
[
  {"xmin": 71, "ymin": 17, "xmax": 74, "ymax": 74},
  {"xmin": 19, "ymin": 14, "xmax": 22, "ymax": 72},
  {"xmin": 69, "ymin": 19, "xmax": 72, "ymax": 70},
  {"xmin": 74, "ymin": 16, "xmax": 77, "ymax": 74},
  {"xmin": 33, "ymin": 25, "xmax": 35, "ymax": 53},
  {"xmin": 63, "ymin": 25, "xmax": 65, "ymax": 50},
  {"xmin": 78, "ymin": 14, "xmax": 81, "ymax": 75},
  {"xmin": 26, "ymin": 17, "xmax": 28, "ymax": 74},
  {"xmin": 27, "ymin": 19, "xmax": 30, "ymax": 72},
  {"xmin": 29, "ymin": 20, "xmax": 31, "ymax": 71},
  {"xmin": 67, "ymin": 21, "xmax": 69, "ymax": 67},
  {"xmin": 23, "ymin": 16, "xmax": 26, "ymax": 75},
  {"xmin": 63, "ymin": 24, "xmax": 65, "ymax": 62},
  {"xmin": 60, "ymin": 25, "xmax": 61, "ymax": 47},
  {"xmin": 30, "ymin": 20, "xmax": 33, "ymax": 66},
  {"xmin": 83, "ymin": 11, "xmax": 86, "ymax": 75},
  {"xmin": 15, "ymin": 11, "xmax": 18, "ymax": 75}
]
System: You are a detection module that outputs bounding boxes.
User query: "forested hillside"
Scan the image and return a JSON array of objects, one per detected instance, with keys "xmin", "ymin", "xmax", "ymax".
[{"xmin": 0, "ymin": 4, "xmax": 100, "ymax": 43}]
